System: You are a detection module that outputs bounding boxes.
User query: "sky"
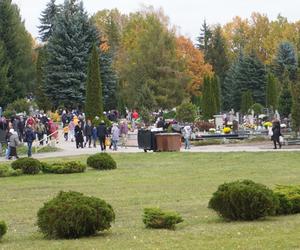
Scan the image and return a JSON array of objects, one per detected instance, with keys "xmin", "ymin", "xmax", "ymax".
[{"xmin": 12, "ymin": 0, "xmax": 300, "ymax": 42}]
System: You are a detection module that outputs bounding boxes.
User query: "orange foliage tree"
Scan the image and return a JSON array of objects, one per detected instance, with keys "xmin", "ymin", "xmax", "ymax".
[{"xmin": 176, "ymin": 36, "xmax": 213, "ymax": 97}]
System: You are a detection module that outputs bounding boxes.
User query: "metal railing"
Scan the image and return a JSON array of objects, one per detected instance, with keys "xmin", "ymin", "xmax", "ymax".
[{"xmin": 34, "ymin": 130, "xmax": 58, "ymax": 153}]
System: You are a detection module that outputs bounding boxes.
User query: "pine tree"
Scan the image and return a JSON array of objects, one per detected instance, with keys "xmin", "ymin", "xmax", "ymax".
[
  {"xmin": 35, "ymin": 47, "xmax": 51, "ymax": 111},
  {"xmin": 273, "ymin": 41, "xmax": 298, "ymax": 83},
  {"xmin": 241, "ymin": 90, "xmax": 253, "ymax": 114},
  {"xmin": 38, "ymin": 0, "xmax": 60, "ymax": 42},
  {"xmin": 100, "ymin": 49, "xmax": 118, "ymax": 111},
  {"xmin": 85, "ymin": 44, "xmax": 103, "ymax": 120},
  {"xmin": 44, "ymin": 0, "xmax": 98, "ymax": 108},
  {"xmin": 266, "ymin": 72, "xmax": 278, "ymax": 110},
  {"xmin": 196, "ymin": 19, "xmax": 212, "ymax": 62}
]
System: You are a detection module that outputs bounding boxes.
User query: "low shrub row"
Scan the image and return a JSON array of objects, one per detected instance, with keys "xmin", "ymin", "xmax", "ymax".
[
  {"xmin": 209, "ymin": 180, "xmax": 300, "ymax": 221},
  {"xmin": 1, "ymin": 153, "xmax": 117, "ymax": 177},
  {"xmin": 41, "ymin": 161, "xmax": 86, "ymax": 174}
]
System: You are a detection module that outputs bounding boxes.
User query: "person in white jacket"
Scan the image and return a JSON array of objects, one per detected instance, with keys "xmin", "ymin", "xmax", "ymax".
[
  {"xmin": 111, "ymin": 123, "xmax": 120, "ymax": 151},
  {"xmin": 183, "ymin": 125, "xmax": 191, "ymax": 150}
]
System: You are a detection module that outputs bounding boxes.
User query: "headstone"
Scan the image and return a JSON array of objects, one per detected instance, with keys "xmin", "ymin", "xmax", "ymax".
[{"xmin": 214, "ymin": 114, "xmax": 224, "ymax": 130}]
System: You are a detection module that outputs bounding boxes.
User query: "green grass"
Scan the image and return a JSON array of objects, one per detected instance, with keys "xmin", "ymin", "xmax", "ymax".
[{"xmin": 1, "ymin": 152, "xmax": 300, "ymax": 249}]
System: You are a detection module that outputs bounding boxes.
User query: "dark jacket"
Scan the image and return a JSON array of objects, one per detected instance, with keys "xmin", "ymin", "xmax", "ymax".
[
  {"xmin": 24, "ymin": 128, "xmax": 36, "ymax": 143},
  {"xmin": 75, "ymin": 125, "xmax": 84, "ymax": 142},
  {"xmin": 272, "ymin": 122, "xmax": 281, "ymax": 140},
  {"xmin": 97, "ymin": 123, "xmax": 107, "ymax": 138},
  {"xmin": 84, "ymin": 124, "xmax": 93, "ymax": 136}
]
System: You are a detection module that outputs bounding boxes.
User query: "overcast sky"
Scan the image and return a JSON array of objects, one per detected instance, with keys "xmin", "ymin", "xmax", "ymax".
[{"xmin": 12, "ymin": 0, "xmax": 300, "ymax": 42}]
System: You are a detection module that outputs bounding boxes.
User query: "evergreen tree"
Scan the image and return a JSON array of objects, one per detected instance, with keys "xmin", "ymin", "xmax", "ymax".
[
  {"xmin": 266, "ymin": 72, "xmax": 278, "ymax": 110},
  {"xmin": 211, "ymin": 75, "xmax": 221, "ymax": 113},
  {"xmin": 291, "ymin": 82, "xmax": 300, "ymax": 135},
  {"xmin": 278, "ymin": 84, "xmax": 292, "ymax": 118},
  {"xmin": 38, "ymin": 0, "xmax": 60, "ymax": 42},
  {"xmin": 241, "ymin": 90, "xmax": 253, "ymax": 114},
  {"xmin": 0, "ymin": 0, "xmax": 35, "ymax": 107},
  {"xmin": 0, "ymin": 41, "xmax": 9, "ymax": 108},
  {"xmin": 223, "ymin": 52, "xmax": 266, "ymax": 111},
  {"xmin": 85, "ymin": 44, "xmax": 103, "ymax": 120},
  {"xmin": 210, "ymin": 26, "xmax": 229, "ymax": 109},
  {"xmin": 100, "ymin": 49, "xmax": 118, "ymax": 111},
  {"xmin": 202, "ymin": 75, "xmax": 217, "ymax": 120},
  {"xmin": 273, "ymin": 41, "xmax": 298, "ymax": 83},
  {"xmin": 44, "ymin": 0, "xmax": 98, "ymax": 108},
  {"xmin": 35, "ymin": 47, "xmax": 51, "ymax": 111},
  {"xmin": 196, "ymin": 19, "xmax": 212, "ymax": 62}
]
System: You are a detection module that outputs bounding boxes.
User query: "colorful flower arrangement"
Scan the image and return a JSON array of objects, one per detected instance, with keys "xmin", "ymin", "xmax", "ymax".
[
  {"xmin": 263, "ymin": 122, "xmax": 272, "ymax": 128},
  {"xmin": 223, "ymin": 127, "xmax": 231, "ymax": 134}
]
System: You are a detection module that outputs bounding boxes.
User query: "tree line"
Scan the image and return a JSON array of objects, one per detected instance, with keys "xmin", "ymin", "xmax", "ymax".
[{"xmin": 1, "ymin": 0, "xmax": 300, "ymax": 130}]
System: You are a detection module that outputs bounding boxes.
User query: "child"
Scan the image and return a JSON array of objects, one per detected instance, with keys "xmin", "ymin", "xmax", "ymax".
[{"xmin": 63, "ymin": 124, "xmax": 69, "ymax": 141}]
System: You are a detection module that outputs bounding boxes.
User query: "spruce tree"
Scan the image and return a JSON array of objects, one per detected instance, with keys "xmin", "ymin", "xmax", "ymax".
[
  {"xmin": 266, "ymin": 73, "xmax": 278, "ymax": 110},
  {"xmin": 38, "ymin": 0, "xmax": 60, "ymax": 42},
  {"xmin": 0, "ymin": 41, "xmax": 9, "ymax": 108},
  {"xmin": 0, "ymin": 0, "xmax": 35, "ymax": 107},
  {"xmin": 196, "ymin": 19, "xmax": 212, "ymax": 62},
  {"xmin": 44, "ymin": 0, "xmax": 98, "ymax": 108},
  {"xmin": 273, "ymin": 41, "xmax": 298, "ymax": 83},
  {"xmin": 210, "ymin": 26, "xmax": 229, "ymax": 109},
  {"xmin": 85, "ymin": 44, "xmax": 103, "ymax": 120},
  {"xmin": 223, "ymin": 52, "xmax": 266, "ymax": 111}
]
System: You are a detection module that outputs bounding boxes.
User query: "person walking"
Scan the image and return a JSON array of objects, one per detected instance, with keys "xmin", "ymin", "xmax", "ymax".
[
  {"xmin": 36, "ymin": 120, "xmax": 45, "ymax": 145},
  {"xmin": 63, "ymin": 123, "xmax": 69, "ymax": 141},
  {"xmin": 111, "ymin": 123, "xmax": 120, "ymax": 151},
  {"xmin": 272, "ymin": 120, "xmax": 282, "ymax": 149},
  {"xmin": 84, "ymin": 119, "xmax": 93, "ymax": 148},
  {"xmin": 24, "ymin": 124, "xmax": 36, "ymax": 157},
  {"xmin": 183, "ymin": 125, "xmax": 192, "ymax": 150},
  {"xmin": 74, "ymin": 122, "xmax": 84, "ymax": 149},
  {"xmin": 120, "ymin": 120, "xmax": 129, "ymax": 148},
  {"xmin": 97, "ymin": 120, "xmax": 107, "ymax": 151},
  {"xmin": 68, "ymin": 120, "xmax": 75, "ymax": 142},
  {"xmin": 0, "ymin": 117, "xmax": 8, "ymax": 157},
  {"xmin": 8, "ymin": 129, "xmax": 20, "ymax": 160}
]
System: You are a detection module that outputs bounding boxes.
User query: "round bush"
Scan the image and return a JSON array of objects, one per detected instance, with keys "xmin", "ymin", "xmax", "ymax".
[
  {"xmin": 11, "ymin": 158, "xmax": 41, "ymax": 175},
  {"xmin": 0, "ymin": 221, "xmax": 7, "ymax": 239},
  {"xmin": 208, "ymin": 180, "xmax": 279, "ymax": 221},
  {"xmin": 41, "ymin": 161, "xmax": 86, "ymax": 174},
  {"xmin": 143, "ymin": 208, "xmax": 183, "ymax": 230},
  {"xmin": 37, "ymin": 191, "xmax": 115, "ymax": 239},
  {"xmin": 87, "ymin": 153, "xmax": 117, "ymax": 170},
  {"xmin": 0, "ymin": 164, "xmax": 23, "ymax": 177}
]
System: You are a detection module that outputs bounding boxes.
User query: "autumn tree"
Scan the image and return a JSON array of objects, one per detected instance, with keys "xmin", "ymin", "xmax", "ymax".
[{"xmin": 176, "ymin": 36, "xmax": 212, "ymax": 97}]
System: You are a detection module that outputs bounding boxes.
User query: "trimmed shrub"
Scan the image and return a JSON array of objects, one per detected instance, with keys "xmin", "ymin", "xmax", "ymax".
[
  {"xmin": 41, "ymin": 161, "xmax": 86, "ymax": 174},
  {"xmin": 0, "ymin": 164, "xmax": 23, "ymax": 177},
  {"xmin": 143, "ymin": 208, "xmax": 183, "ymax": 230},
  {"xmin": 208, "ymin": 180, "xmax": 279, "ymax": 221},
  {"xmin": 37, "ymin": 191, "xmax": 115, "ymax": 239},
  {"xmin": 273, "ymin": 185, "xmax": 300, "ymax": 214},
  {"xmin": 0, "ymin": 221, "xmax": 7, "ymax": 239},
  {"xmin": 11, "ymin": 158, "xmax": 41, "ymax": 175},
  {"xmin": 87, "ymin": 153, "xmax": 117, "ymax": 170}
]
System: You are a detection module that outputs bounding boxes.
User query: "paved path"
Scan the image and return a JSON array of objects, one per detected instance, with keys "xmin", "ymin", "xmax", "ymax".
[{"xmin": 1, "ymin": 132, "xmax": 300, "ymax": 162}]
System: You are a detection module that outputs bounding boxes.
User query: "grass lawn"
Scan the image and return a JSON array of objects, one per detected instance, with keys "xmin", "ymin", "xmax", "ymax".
[{"xmin": 1, "ymin": 152, "xmax": 300, "ymax": 249}]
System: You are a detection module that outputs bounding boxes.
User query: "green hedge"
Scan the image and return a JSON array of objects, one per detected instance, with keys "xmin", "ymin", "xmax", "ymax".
[
  {"xmin": 37, "ymin": 191, "xmax": 115, "ymax": 239},
  {"xmin": 143, "ymin": 208, "xmax": 183, "ymax": 230},
  {"xmin": 209, "ymin": 180, "xmax": 279, "ymax": 221},
  {"xmin": 11, "ymin": 158, "xmax": 41, "ymax": 175},
  {"xmin": 274, "ymin": 185, "xmax": 300, "ymax": 214},
  {"xmin": 87, "ymin": 153, "xmax": 117, "ymax": 170},
  {"xmin": 41, "ymin": 161, "xmax": 86, "ymax": 174},
  {"xmin": 0, "ymin": 164, "xmax": 23, "ymax": 177}
]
